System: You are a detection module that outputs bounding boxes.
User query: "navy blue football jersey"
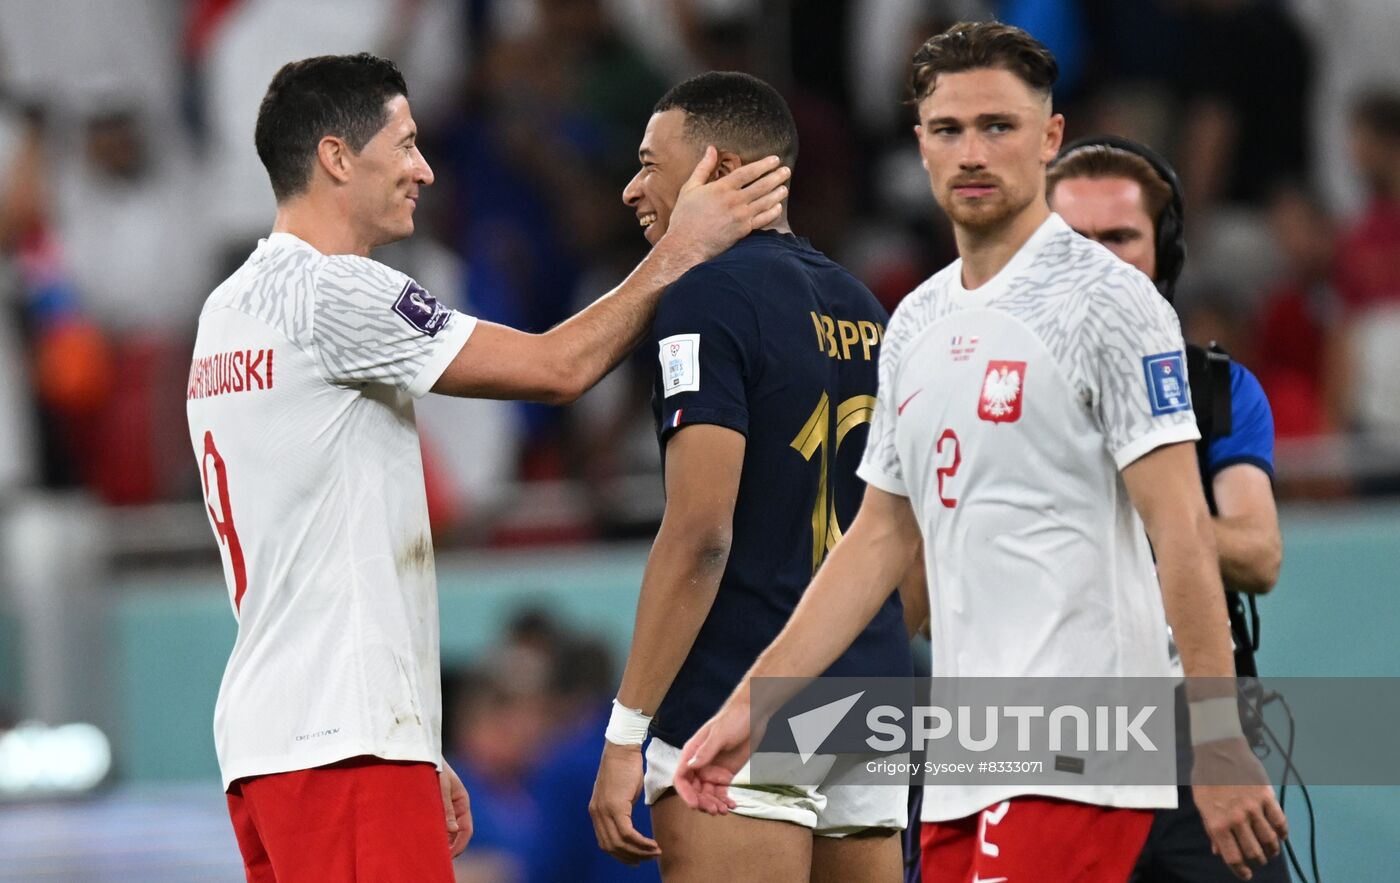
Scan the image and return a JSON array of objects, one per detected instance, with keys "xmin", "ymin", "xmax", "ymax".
[{"xmin": 648, "ymin": 230, "xmax": 912, "ymax": 747}]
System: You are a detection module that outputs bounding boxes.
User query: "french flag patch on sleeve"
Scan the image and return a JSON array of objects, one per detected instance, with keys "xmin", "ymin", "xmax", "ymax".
[
  {"xmin": 1142, "ymin": 351, "xmax": 1191, "ymax": 416},
  {"xmin": 668, "ymin": 409, "xmax": 684, "ymax": 429}
]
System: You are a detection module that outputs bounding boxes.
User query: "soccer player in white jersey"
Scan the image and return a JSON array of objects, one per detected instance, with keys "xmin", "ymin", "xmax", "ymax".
[
  {"xmin": 185, "ymin": 53, "xmax": 789, "ymax": 883},
  {"xmin": 671, "ymin": 23, "xmax": 1288, "ymax": 883}
]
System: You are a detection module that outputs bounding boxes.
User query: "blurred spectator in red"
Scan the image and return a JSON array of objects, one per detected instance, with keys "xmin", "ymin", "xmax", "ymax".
[
  {"xmin": 1328, "ymin": 91, "xmax": 1400, "ymax": 435},
  {"xmin": 1252, "ymin": 184, "xmax": 1339, "ymax": 438},
  {"xmin": 43, "ymin": 97, "xmax": 214, "ymax": 503},
  {"xmin": 1335, "ymin": 92, "xmax": 1400, "ymax": 313}
]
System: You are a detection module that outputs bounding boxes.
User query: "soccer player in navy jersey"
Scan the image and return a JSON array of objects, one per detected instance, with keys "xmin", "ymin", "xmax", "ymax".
[{"xmin": 588, "ymin": 72, "xmax": 918, "ymax": 882}]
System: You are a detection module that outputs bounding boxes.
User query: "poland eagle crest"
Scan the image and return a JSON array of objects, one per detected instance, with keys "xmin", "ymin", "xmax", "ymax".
[{"xmin": 978, "ymin": 360, "xmax": 1027, "ymax": 423}]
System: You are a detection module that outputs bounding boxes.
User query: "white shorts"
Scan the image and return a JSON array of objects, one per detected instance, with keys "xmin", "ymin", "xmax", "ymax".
[{"xmin": 643, "ymin": 738, "xmax": 907, "ymax": 837}]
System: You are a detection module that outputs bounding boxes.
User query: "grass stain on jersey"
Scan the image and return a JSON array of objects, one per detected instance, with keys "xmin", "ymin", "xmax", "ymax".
[{"xmin": 396, "ymin": 533, "xmax": 433, "ymax": 575}]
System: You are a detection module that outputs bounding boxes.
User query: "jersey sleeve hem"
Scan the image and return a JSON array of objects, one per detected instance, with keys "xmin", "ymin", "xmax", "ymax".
[
  {"xmin": 659, "ymin": 406, "xmax": 748, "ymax": 443},
  {"xmin": 856, "ymin": 463, "xmax": 908, "ymax": 497},
  {"xmin": 1207, "ymin": 455, "xmax": 1275, "ymax": 481},
  {"xmin": 1112, "ymin": 422, "xmax": 1201, "ymax": 471},
  {"xmin": 406, "ymin": 312, "xmax": 477, "ymax": 399}
]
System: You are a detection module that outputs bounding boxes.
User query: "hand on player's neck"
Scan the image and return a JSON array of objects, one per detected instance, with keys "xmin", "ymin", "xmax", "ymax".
[
  {"xmin": 762, "ymin": 208, "xmax": 793, "ymax": 236},
  {"xmin": 956, "ymin": 200, "xmax": 1052, "ymax": 291},
  {"xmin": 713, "ymin": 156, "xmax": 792, "ymax": 237}
]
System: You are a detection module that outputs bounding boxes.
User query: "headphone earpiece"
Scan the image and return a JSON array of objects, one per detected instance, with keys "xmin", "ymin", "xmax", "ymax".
[{"xmin": 1051, "ymin": 135, "xmax": 1187, "ymax": 302}]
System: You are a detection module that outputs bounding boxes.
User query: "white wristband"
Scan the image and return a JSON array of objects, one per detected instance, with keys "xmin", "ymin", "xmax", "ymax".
[
  {"xmin": 604, "ymin": 699, "xmax": 652, "ymax": 746},
  {"xmin": 1188, "ymin": 696, "xmax": 1245, "ymax": 746}
]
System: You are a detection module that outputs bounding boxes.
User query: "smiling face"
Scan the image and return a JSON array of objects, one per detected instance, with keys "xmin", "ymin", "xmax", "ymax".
[
  {"xmin": 1049, "ymin": 175, "xmax": 1158, "ymax": 279},
  {"xmin": 622, "ymin": 109, "xmax": 704, "ymax": 246},
  {"xmin": 914, "ymin": 67, "xmax": 1062, "ymax": 234},
  {"xmin": 345, "ymin": 95, "xmax": 434, "ymax": 249}
]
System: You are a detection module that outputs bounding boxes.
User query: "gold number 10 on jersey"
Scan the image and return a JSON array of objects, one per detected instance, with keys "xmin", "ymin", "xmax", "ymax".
[{"xmin": 790, "ymin": 392, "xmax": 878, "ymax": 573}]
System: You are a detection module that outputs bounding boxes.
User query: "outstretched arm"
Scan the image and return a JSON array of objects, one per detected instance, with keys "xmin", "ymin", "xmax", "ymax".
[{"xmin": 432, "ymin": 149, "xmax": 790, "ymax": 403}]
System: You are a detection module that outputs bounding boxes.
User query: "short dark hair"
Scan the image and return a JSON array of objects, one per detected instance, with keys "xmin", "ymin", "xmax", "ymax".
[
  {"xmin": 909, "ymin": 21, "xmax": 1058, "ymax": 105},
  {"xmin": 1046, "ymin": 145, "xmax": 1175, "ymax": 228},
  {"xmin": 653, "ymin": 71, "xmax": 798, "ymax": 168},
  {"xmin": 254, "ymin": 53, "xmax": 408, "ymax": 202},
  {"xmin": 1352, "ymin": 88, "xmax": 1400, "ymax": 141}
]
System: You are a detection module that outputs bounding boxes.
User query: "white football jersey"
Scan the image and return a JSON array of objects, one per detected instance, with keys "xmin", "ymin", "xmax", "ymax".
[
  {"xmin": 186, "ymin": 232, "xmax": 476, "ymax": 789},
  {"xmin": 858, "ymin": 214, "xmax": 1199, "ymax": 821}
]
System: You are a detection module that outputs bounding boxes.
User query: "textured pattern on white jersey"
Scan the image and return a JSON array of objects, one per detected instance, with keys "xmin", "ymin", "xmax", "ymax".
[
  {"xmin": 860, "ymin": 215, "xmax": 1194, "ymax": 487},
  {"xmin": 855, "ymin": 214, "xmax": 1196, "ymax": 821},
  {"xmin": 313, "ymin": 254, "xmax": 453, "ymax": 389},
  {"xmin": 206, "ymin": 237, "xmax": 463, "ymax": 393},
  {"xmin": 204, "ymin": 234, "xmax": 317, "ymax": 343}
]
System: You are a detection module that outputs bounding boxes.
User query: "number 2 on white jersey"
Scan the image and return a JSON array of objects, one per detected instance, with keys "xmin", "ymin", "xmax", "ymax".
[{"xmin": 936, "ymin": 428, "xmax": 962, "ymax": 508}]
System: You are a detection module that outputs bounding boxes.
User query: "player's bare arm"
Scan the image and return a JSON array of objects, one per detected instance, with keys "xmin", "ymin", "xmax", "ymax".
[
  {"xmin": 898, "ymin": 541, "xmax": 930, "ymax": 639},
  {"xmin": 1122, "ymin": 442, "xmax": 1288, "ymax": 880},
  {"xmin": 432, "ymin": 149, "xmax": 790, "ymax": 403},
  {"xmin": 673, "ymin": 486, "xmax": 921, "ymax": 815},
  {"xmin": 589, "ymin": 424, "xmax": 745, "ymax": 865},
  {"xmin": 1210, "ymin": 464, "xmax": 1282, "ymax": 594},
  {"xmin": 1122, "ymin": 442, "xmax": 1235, "ymax": 679}
]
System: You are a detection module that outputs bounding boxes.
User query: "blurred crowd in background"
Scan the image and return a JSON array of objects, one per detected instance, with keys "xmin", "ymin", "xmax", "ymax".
[
  {"xmin": 1, "ymin": 0, "xmax": 1399, "ymax": 543},
  {"xmin": 0, "ymin": 3, "xmax": 1396, "ymax": 879}
]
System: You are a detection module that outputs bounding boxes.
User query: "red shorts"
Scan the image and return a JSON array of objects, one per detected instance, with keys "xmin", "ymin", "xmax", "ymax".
[
  {"xmin": 226, "ymin": 756, "xmax": 454, "ymax": 883},
  {"xmin": 920, "ymin": 797, "xmax": 1153, "ymax": 883}
]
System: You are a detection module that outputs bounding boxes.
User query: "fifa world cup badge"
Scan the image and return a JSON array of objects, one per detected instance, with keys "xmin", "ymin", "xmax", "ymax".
[{"xmin": 658, "ymin": 333, "xmax": 700, "ymax": 397}]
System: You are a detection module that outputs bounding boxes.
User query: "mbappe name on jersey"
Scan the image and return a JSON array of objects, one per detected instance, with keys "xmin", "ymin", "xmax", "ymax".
[{"xmin": 810, "ymin": 311, "xmax": 883, "ymax": 362}]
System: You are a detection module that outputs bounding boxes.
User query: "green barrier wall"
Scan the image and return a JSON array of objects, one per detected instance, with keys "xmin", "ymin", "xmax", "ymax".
[
  {"xmin": 111, "ymin": 545, "xmax": 653, "ymax": 782},
  {"xmin": 25, "ymin": 505, "xmax": 1400, "ymax": 878}
]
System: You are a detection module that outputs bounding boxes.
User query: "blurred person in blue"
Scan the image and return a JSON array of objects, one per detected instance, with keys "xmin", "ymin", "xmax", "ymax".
[
  {"xmin": 439, "ymin": 0, "xmax": 669, "ymax": 479},
  {"xmin": 532, "ymin": 626, "xmax": 663, "ymax": 883},
  {"xmin": 444, "ymin": 613, "xmax": 660, "ymax": 883},
  {"xmin": 1047, "ymin": 136, "xmax": 1288, "ymax": 883},
  {"xmin": 589, "ymin": 71, "xmax": 915, "ymax": 882},
  {"xmin": 444, "ymin": 655, "xmax": 552, "ymax": 883}
]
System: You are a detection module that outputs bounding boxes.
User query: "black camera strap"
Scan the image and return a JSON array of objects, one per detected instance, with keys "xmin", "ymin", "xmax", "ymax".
[{"xmin": 1187, "ymin": 342, "xmax": 1261, "ymax": 675}]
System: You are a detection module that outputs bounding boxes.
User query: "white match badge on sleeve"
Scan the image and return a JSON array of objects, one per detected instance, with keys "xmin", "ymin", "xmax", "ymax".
[{"xmin": 659, "ymin": 333, "xmax": 700, "ymax": 397}]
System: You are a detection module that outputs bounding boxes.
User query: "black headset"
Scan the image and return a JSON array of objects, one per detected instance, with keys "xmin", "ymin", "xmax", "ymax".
[{"xmin": 1052, "ymin": 134, "xmax": 1187, "ymax": 302}]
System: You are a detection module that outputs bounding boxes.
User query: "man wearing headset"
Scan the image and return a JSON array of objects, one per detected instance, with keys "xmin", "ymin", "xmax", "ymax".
[{"xmin": 1048, "ymin": 136, "xmax": 1289, "ymax": 883}]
